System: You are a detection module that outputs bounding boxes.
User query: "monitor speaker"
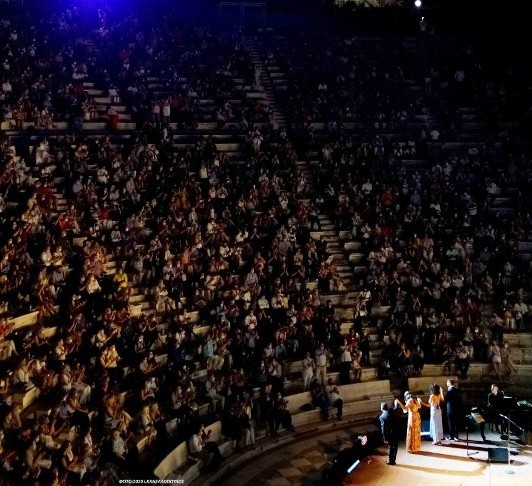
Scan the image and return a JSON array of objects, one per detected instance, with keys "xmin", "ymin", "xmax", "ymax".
[
  {"xmin": 421, "ymin": 419, "xmax": 431, "ymax": 439},
  {"xmin": 488, "ymin": 448, "xmax": 508, "ymax": 463}
]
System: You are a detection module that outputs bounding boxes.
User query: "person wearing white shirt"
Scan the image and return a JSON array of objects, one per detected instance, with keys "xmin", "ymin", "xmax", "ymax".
[
  {"xmin": 111, "ymin": 429, "xmax": 127, "ymax": 464},
  {"xmin": 326, "ymin": 378, "xmax": 343, "ymax": 420},
  {"xmin": 315, "ymin": 343, "xmax": 333, "ymax": 385},
  {"xmin": 41, "ymin": 246, "xmax": 52, "ymax": 267},
  {"xmin": 188, "ymin": 424, "xmax": 224, "ymax": 470},
  {"xmin": 301, "ymin": 352, "xmax": 315, "ymax": 390},
  {"xmin": 513, "ymin": 299, "xmax": 528, "ymax": 330}
]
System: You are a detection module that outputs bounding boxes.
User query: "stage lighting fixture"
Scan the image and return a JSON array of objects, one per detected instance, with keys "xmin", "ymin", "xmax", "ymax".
[
  {"xmin": 346, "ymin": 459, "xmax": 361, "ymax": 474},
  {"xmin": 415, "ymin": 0, "xmax": 422, "ymax": 7}
]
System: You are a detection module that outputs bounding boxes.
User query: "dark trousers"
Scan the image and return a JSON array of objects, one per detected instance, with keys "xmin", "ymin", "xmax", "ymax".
[
  {"xmin": 340, "ymin": 361, "xmax": 351, "ymax": 384},
  {"xmin": 479, "ymin": 421, "xmax": 487, "ymax": 440},
  {"xmin": 332, "ymin": 398, "xmax": 343, "ymax": 418},
  {"xmin": 491, "ymin": 412, "xmax": 508, "ymax": 434},
  {"xmin": 447, "ymin": 409, "xmax": 459, "ymax": 439},
  {"xmin": 388, "ymin": 440, "xmax": 398, "ymax": 464},
  {"xmin": 313, "ymin": 396, "xmax": 330, "ymax": 420},
  {"xmin": 456, "ymin": 358, "xmax": 470, "ymax": 377},
  {"xmin": 275, "ymin": 409, "xmax": 293, "ymax": 431}
]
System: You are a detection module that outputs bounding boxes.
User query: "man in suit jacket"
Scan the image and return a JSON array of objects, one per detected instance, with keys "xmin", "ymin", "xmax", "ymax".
[
  {"xmin": 446, "ymin": 379, "xmax": 461, "ymax": 440},
  {"xmin": 379, "ymin": 402, "xmax": 399, "ymax": 465}
]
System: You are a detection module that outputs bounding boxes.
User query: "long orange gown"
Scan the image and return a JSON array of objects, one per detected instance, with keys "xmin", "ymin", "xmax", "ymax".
[{"xmin": 405, "ymin": 398, "xmax": 422, "ymax": 453}]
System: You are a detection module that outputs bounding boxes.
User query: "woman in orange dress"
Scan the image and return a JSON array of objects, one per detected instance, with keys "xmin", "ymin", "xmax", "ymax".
[{"xmin": 395, "ymin": 391, "xmax": 422, "ymax": 453}]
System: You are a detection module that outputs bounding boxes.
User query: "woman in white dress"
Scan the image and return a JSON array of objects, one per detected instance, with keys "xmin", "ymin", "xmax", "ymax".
[
  {"xmin": 421, "ymin": 383, "xmax": 445, "ymax": 445},
  {"xmin": 301, "ymin": 352, "xmax": 315, "ymax": 390}
]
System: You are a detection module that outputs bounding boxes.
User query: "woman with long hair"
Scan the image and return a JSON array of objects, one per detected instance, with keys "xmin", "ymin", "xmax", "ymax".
[
  {"xmin": 395, "ymin": 391, "xmax": 422, "ymax": 453},
  {"xmin": 421, "ymin": 383, "xmax": 445, "ymax": 445}
]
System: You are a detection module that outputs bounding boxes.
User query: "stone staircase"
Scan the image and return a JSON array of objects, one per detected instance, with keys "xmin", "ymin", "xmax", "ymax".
[{"xmin": 246, "ymin": 41, "xmax": 287, "ymax": 129}]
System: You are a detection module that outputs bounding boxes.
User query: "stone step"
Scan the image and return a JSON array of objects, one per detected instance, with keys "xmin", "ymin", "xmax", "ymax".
[
  {"xmin": 334, "ymin": 307, "xmax": 353, "ymax": 320},
  {"xmin": 518, "ymin": 241, "xmax": 532, "ymax": 252},
  {"xmin": 492, "ymin": 197, "xmax": 512, "ymax": 207},
  {"xmin": 322, "ymin": 293, "xmax": 357, "ymax": 306},
  {"xmin": 504, "ymin": 333, "xmax": 532, "ymax": 348},
  {"xmin": 371, "ymin": 305, "xmax": 391, "ymax": 317},
  {"xmin": 348, "ymin": 253, "xmax": 365, "ymax": 264},
  {"xmin": 310, "ymin": 230, "xmax": 336, "ymax": 239},
  {"xmin": 344, "ymin": 241, "xmax": 361, "ymax": 252},
  {"xmin": 129, "ymin": 293, "xmax": 147, "ymax": 304}
]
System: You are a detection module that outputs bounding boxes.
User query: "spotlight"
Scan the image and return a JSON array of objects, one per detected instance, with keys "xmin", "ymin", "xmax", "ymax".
[{"xmin": 414, "ymin": 0, "xmax": 422, "ymax": 7}]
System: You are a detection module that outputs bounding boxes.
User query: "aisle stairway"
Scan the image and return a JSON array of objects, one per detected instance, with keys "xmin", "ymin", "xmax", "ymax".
[
  {"xmin": 246, "ymin": 41, "xmax": 287, "ymax": 129},
  {"xmin": 249, "ymin": 36, "xmax": 387, "ymax": 370}
]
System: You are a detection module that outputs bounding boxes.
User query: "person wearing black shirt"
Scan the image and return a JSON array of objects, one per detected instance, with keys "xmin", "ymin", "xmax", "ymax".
[
  {"xmin": 445, "ymin": 379, "xmax": 461, "ymax": 440},
  {"xmin": 487, "ymin": 384, "xmax": 506, "ymax": 434},
  {"xmin": 259, "ymin": 388, "xmax": 276, "ymax": 437},
  {"xmin": 358, "ymin": 332, "xmax": 371, "ymax": 366},
  {"xmin": 310, "ymin": 378, "xmax": 330, "ymax": 420},
  {"xmin": 379, "ymin": 402, "xmax": 399, "ymax": 465}
]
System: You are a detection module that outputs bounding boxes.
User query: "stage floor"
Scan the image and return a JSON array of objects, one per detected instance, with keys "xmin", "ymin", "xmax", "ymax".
[{"xmin": 233, "ymin": 425, "xmax": 530, "ymax": 486}]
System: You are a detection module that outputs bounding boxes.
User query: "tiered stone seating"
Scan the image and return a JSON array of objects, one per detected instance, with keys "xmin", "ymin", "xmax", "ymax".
[
  {"xmin": 1, "ymin": 5, "xmax": 531, "ymax": 485},
  {"xmin": 286, "ymin": 380, "xmax": 392, "ymax": 426},
  {"xmin": 407, "ymin": 376, "xmax": 459, "ymax": 398},
  {"xmin": 153, "ymin": 380, "xmax": 389, "ymax": 482},
  {"xmin": 153, "ymin": 420, "xmax": 234, "ymax": 481}
]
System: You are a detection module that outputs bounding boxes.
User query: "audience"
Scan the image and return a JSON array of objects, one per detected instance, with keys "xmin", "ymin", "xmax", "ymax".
[{"xmin": 0, "ymin": 2, "xmax": 530, "ymax": 484}]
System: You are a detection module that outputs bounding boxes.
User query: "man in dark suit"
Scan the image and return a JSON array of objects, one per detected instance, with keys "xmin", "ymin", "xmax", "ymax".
[
  {"xmin": 446, "ymin": 379, "xmax": 461, "ymax": 440},
  {"xmin": 379, "ymin": 402, "xmax": 399, "ymax": 465}
]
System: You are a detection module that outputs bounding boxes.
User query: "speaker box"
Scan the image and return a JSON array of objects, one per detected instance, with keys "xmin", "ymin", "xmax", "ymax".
[
  {"xmin": 488, "ymin": 448, "xmax": 509, "ymax": 463},
  {"xmin": 421, "ymin": 419, "xmax": 431, "ymax": 439}
]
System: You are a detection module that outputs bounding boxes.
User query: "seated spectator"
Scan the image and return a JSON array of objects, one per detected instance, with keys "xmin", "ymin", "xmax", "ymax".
[
  {"xmin": 454, "ymin": 342, "xmax": 470, "ymax": 378},
  {"xmin": 100, "ymin": 344, "xmax": 122, "ymax": 386},
  {"xmin": 59, "ymin": 364, "xmax": 91, "ymax": 405},
  {"xmin": 273, "ymin": 392, "xmax": 295, "ymax": 434},
  {"xmin": 58, "ymin": 440, "xmax": 87, "ymax": 482},
  {"xmin": 188, "ymin": 422, "xmax": 224, "ymax": 472},
  {"xmin": 326, "ymin": 378, "xmax": 343, "ymax": 420},
  {"xmin": 204, "ymin": 372, "xmax": 226, "ymax": 414},
  {"xmin": 310, "ymin": 378, "xmax": 330, "ymax": 420}
]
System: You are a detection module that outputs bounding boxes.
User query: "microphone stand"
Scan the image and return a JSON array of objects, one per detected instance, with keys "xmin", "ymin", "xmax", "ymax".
[
  {"xmin": 465, "ymin": 414, "xmax": 478, "ymax": 458},
  {"xmin": 498, "ymin": 413, "xmax": 524, "ymax": 475}
]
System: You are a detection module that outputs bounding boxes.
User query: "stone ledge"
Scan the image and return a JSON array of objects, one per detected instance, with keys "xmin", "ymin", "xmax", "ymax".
[{"xmin": 192, "ymin": 411, "xmax": 379, "ymax": 486}]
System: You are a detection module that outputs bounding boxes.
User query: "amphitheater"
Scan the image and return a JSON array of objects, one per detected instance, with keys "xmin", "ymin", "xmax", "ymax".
[{"xmin": 0, "ymin": 1, "xmax": 531, "ymax": 485}]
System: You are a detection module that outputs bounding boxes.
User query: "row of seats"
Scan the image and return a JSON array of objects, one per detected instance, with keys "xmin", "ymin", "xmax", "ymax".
[{"xmin": 152, "ymin": 380, "xmax": 394, "ymax": 481}]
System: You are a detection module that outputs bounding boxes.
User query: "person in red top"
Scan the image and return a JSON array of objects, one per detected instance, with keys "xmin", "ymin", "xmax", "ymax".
[
  {"xmin": 380, "ymin": 187, "xmax": 394, "ymax": 207},
  {"xmin": 36, "ymin": 181, "xmax": 57, "ymax": 210}
]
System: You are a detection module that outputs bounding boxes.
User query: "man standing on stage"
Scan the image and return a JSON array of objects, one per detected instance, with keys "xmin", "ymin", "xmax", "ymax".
[
  {"xmin": 380, "ymin": 402, "xmax": 399, "ymax": 465},
  {"xmin": 446, "ymin": 379, "xmax": 461, "ymax": 441}
]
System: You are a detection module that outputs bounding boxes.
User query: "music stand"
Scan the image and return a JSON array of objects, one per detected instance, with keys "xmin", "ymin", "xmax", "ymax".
[
  {"xmin": 499, "ymin": 413, "xmax": 514, "ymax": 474},
  {"xmin": 465, "ymin": 411, "xmax": 484, "ymax": 458}
]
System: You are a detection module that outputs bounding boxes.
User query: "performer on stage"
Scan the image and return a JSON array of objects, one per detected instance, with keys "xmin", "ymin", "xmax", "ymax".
[
  {"xmin": 487, "ymin": 383, "xmax": 506, "ymax": 434},
  {"xmin": 379, "ymin": 402, "xmax": 400, "ymax": 465},
  {"xmin": 395, "ymin": 391, "xmax": 422, "ymax": 454},
  {"xmin": 445, "ymin": 379, "xmax": 461, "ymax": 441},
  {"xmin": 420, "ymin": 383, "xmax": 445, "ymax": 445}
]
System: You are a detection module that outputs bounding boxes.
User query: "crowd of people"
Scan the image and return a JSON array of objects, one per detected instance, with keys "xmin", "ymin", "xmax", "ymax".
[
  {"xmin": 0, "ymin": 1, "xmax": 530, "ymax": 485},
  {"xmin": 261, "ymin": 29, "xmax": 532, "ymax": 381}
]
